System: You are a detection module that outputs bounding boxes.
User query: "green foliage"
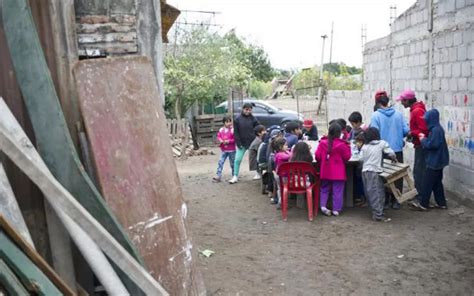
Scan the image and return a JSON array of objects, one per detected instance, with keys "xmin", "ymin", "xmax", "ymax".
[
  {"xmin": 292, "ymin": 63, "xmax": 362, "ymax": 92},
  {"xmin": 224, "ymin": 31, "xmax": 275, "ymax": 82},
  {"xmin": 248, "ymin": 80, "xmax": 272, "ymax": 99},
  {"xmin": 324, "ymin": 63, "xmax": 362, "ymax": 76},
  {"xmin": 164, "ymin": 27, "xmax": 251, "ymax": 118},
  {"xmin": 164, "ymin": 27, "xmax": 275, "ymax": 117},
  {"xmin": 293, "ymin": 67, "xmax": 320, "ymax": 90}
]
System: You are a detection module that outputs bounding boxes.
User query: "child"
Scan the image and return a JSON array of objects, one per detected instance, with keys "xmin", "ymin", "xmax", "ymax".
[
  {"xmin": 315, "ymin": 122, "xmax": 352, "ymax": 216},
  {"xmin": 273, "ymin": 137, "xmax": 291, "ymax": 208},
  {"xmin": 336, "ymin": 118, "xmax": 350, "ymax": 141},
  {"xmin": 290, "ymin": 142, "xmax": 313, "ymax": 163},
  {"xmin": 284, "ymin": 121, "xmax": 302, "ymax": 150},
  {"xmin": 213, "ymin": 115, "xmax": 236, "ymax": 182},
  {"xmin": 348, "ymin": 111, "xmax": 368, "ymax": 141},
  {"xmin": 358, "ymin": 127, "xmax": 396, "ymax": 222},
  {"xmin": 302, "ymin": 119, "xmax": 319, "ymax": 141},
  {"xmin": 410, "ymin": 109, "xmax": 449, "ymax": 211},
  {"xmin": 249, "ymin": 125, "xmax": 267, "ymax": 180}
]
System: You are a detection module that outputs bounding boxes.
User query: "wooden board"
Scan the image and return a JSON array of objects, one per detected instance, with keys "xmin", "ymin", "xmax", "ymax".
[
  {"xmin": 74, "ymin": 57, "xmax": 205, "ymax": 295},
  {"xmin": 0, "ymin": 0, "xmax": 142, "ymax": 264},
  {"xmin": 0, "ymin": 98, "xmax": 167, "ymax": 295},
  {"xmin": 0, "ymin": 162, "xmax": 34, "ymax": 247},
  {"xmin": 0, "ymin": 216, "xmax": 74, "ymax": 295},
  {"xmin": 0, "ymin": 259, "xmax": 29, "ymax": 296},
  {"xmin": 0, "ymin": 231, "xmax": 63, "ymax": 295}
]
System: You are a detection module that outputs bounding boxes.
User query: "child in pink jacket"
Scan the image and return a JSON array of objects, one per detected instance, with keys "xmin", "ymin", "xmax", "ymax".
[
  {"xmin": 315, "ymin": 122, "xmax": 352, "ymax": 216},
  {"xmin": 213, "ymin": 116, "xmax": 236, "ymax": 182}
]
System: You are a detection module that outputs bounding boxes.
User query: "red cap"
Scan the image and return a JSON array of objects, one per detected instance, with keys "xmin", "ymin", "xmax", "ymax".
[
  {"xmin": 396, "ymin": 89, "xmax": 416, "ymax": 101},
  {"xmin": 374, "ymin": 90, "xmax": 387, "ymax": 101},
  {"xmin": 303, "ymin": 119, "xmax": 313, "ymax": 128}
]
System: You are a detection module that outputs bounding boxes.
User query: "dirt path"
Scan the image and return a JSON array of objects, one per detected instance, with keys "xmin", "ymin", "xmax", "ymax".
[{"xmin": 177, "ymin": 148, "xmax": 474, "ymax": 295}]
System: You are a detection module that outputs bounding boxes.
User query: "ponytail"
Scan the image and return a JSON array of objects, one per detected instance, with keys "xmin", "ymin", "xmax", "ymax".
[{"xmin": 326, "ymin": 122, "xmax": 342, "ymax": 160}]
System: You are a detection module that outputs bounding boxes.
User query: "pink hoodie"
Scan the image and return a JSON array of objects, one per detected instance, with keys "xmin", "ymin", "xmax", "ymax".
[
  {"xmin": 217, "ymin": 127, "xmax": 236, "ymax": 152},
  {"xmin": 274, "ymin": 151, "xmax": 291, "ymax": 171},
  {"xmin": 315, "ymin": 137, "xmax": 351, "ymax": 181}
]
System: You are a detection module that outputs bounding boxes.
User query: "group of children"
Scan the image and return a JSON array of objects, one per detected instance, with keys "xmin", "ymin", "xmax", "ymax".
[{"xmin": 213, "ymin": 100, "xmax": 450, "ymax": 222}]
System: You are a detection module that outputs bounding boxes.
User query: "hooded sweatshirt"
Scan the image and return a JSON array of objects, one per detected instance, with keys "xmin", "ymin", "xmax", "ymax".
[
  {"xmin": 421, "ymin": 109, "xmax": 449, "ymax": 170},
  {"xmin": 234, "ymin": 113, "xmax": 259, "ymax": 149},
  {"xmin": 409, "ymin": 101, "xmax": 429, "ymax": 147},
  {"xmin": 315, "ymin": 137, "xmax": 351, "ymax": 180},
  {"xmin": 360, "ymin": 140, "xmax": 395, "ymax": 173},
  {"xmin": 370, "ymin": 107, "xmax": 409, "ymax": 152}
]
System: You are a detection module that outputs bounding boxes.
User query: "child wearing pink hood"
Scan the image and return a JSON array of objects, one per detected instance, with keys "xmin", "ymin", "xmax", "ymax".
[
  {"xmin": 315, "ymin": 122, "xmax": 352, "ymax": 216},
  {"xmin": 213, "ymin": 115, "xmax": 236, "ymax": 182}
]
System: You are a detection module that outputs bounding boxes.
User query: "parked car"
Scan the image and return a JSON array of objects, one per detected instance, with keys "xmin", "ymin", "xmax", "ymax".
[{"xmin": 216, "ymin": 99, "xmax": 304, "ymax": 128}]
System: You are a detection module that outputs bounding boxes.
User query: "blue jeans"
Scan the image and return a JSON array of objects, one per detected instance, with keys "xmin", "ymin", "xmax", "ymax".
[{"xmin": 216, "ymin": 151, "xmax": 236, "ymax": 177}]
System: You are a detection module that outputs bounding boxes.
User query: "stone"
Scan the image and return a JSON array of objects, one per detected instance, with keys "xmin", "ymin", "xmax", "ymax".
[
  {"xmin": 455, "ymin": 0, "xmax": 466, "ymax": 9},
  {"xmin": 443, "ymin": 63, "xmax": 452, "ymax": 77},
  {"xmin": 458, "ymin": 77, "xmax": 468, "ymax": 91}
]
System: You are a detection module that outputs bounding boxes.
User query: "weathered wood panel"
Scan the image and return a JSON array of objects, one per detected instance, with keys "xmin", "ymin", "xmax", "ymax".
[{"xmin": 74, "ymin": 56, "xmax": 206, "ymax": 295}]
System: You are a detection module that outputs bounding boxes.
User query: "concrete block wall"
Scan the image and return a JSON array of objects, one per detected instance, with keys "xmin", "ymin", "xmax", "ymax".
[
  {"xmin": 327, "ymin": 91, "xmax": 368, "ymax": 124},
  {"xmin": 363, "ymin": 0, "xmax": 474, "ymax": 201}
]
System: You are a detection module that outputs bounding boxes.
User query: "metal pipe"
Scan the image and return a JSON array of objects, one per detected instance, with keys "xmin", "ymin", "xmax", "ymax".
[{"xmin": 52, "ymin": 206, "xmax": 130, "ymax": 296}]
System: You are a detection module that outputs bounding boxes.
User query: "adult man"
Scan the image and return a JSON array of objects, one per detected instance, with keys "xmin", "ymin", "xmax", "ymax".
[
  {"xmin": 396, "ymin": 89, "xmax": 429, "ymax": 200},
  {"xmin": 230, "ymin": 103, "xmax": 260, "ymax": 184},
  {"xmin": 370, "ymin": 91, "xmax": 409, "ymax": 209}
]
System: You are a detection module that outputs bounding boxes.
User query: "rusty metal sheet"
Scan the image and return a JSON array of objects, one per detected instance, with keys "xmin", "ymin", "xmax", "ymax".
[{"xmin": 74, "ymin": 56, "xmax": 205, "ymax": 295}]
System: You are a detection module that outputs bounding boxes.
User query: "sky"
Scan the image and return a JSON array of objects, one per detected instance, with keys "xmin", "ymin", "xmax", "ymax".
[{"xmin": 166, "ymin": 0, "xmax": 416, "ymax": 70}]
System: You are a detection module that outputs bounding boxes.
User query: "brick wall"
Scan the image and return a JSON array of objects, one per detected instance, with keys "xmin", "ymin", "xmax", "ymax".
[
  {"xmin": 363, "ymin": 0, "xmax": 474, "ymax": 201},
  {"xmin": 75, "ymin": 0, "xmax": 138, "ymax": 57}
]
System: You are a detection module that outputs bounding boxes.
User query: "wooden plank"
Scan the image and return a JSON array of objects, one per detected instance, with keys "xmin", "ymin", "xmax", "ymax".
[
  {"xmin": 0, "ymin": 98, "xmax": 168, "ymax": 295},
  {"xmin": 0, "ymin": 162, "xmax": 34, "ymax": 247},
  {"xmin": 74, "ymin": 57, "xmax": 205, "ymax": 295},
  {"xmin": 0, "ymin": 231, "xmax": 63, "ymax": 295},
  {"xmin": 398, "ymin": 189, "xmax": 418, "ymax": 203},
  {"xmin": 0, "ymin": 258, "xmax": 29, "ymax": 296},
  {"xmin": 0, "ymin": 0, "xmax": 144, "ymax": 278},
  {"xmin": 383, "ymin": 159, "xmax": 409, "ymax": 169},
  {"xmin": 0, "ymin": 216, "xmax": 75, "ymax": 296}
]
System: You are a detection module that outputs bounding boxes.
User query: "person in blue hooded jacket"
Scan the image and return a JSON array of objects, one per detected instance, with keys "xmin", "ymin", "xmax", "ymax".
[
  {"xmin": 370, "ymin": 94, "xmax": 409, "ymax": 209},
  {"xmin": 410, "ymin": 109, "xmax": 449, "ymax": 211}
]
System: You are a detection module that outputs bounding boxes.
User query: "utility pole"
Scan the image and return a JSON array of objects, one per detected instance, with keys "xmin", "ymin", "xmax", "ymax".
[
  {"xmin": 361, "ymin": 24, "xmax": 367, "ymax": 51},
  {"xmin": 389, "ymin": 5, "xmax": 397, "ymax": 27},
  {"xmin": 329, "ymin": 22, "xmax": 334, "ymax": 64},
  {"xmin": 317, "ymin": 35, "xmax": 328, "ymax": 101}
]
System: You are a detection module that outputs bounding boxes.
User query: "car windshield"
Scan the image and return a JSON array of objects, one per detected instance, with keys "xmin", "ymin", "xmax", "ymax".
[{"xmin": 254, "ymin": 101, "xmax": 278, "ymax": 112}]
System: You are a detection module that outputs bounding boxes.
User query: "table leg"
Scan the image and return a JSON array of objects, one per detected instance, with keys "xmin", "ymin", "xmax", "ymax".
[{"xmin": 345, "ymin": 164, "xmax": 354, "ymax": 207}]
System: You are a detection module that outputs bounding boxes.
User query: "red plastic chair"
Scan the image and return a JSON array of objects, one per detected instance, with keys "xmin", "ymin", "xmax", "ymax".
[{"xmin": 276, "ymin": 162, "xmax": 320, "ymax": 221}]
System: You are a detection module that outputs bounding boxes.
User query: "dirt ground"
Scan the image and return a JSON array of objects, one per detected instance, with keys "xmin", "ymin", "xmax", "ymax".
[{"xmin": 176, "ymin": 148, "xmax": 474, "ymax": 295}]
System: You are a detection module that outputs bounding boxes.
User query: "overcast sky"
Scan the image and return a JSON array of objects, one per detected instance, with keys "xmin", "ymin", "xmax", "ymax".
[{"xmin": 167, "ymin": 0, "xmax": 417, "ymax": 70}]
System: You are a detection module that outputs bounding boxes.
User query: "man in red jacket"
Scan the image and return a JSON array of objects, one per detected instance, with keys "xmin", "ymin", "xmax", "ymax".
[{"xmin": 397, "ymin": 89, "xmax": 429, "ymax": 199}]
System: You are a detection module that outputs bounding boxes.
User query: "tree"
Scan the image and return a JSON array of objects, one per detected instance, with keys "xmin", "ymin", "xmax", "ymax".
[
  {"xmin": 224, "ymin": 31, "xmax": 275, "ymax": 82},
  {"xmin": 164, "ymin": 27, "xmax": 250, "ymax": 118}
]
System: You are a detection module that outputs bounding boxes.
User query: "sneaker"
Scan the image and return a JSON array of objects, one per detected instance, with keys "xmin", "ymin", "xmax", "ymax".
[
  {"xmin": 276, "ymin": 203, "xmax": 281, "ymax": 210},
  {"xmin": 321, "ymin": 207, "xmax": 332, "ymax": 216},
  {"xmin": 212, "ymin": 176, "xmax": 221, "ymax": 183},
  {"xmin": 270, "ymin": 198, "xmax": 278, "ymax": 204},
  {"xmin": 409, "ymin": 201, "xmax": 427, "ymax": 211},
  {"xmin": 433, "ymin": 204, "xmax": 448, "ymax": 209},
  {"xmin": 373, "ymin": 216, "xmax": 392, "ymax": 222},
  {"xmin": 229, "ymin": 176, "xmax": 238, "ymax": 184},
  {"xmin": 332, "ymin": 211, "xmax": 340, "ymax": 216},
  {"xmin": 252, "ymin": 173, "xmax": 261, "ymax": 180}
]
